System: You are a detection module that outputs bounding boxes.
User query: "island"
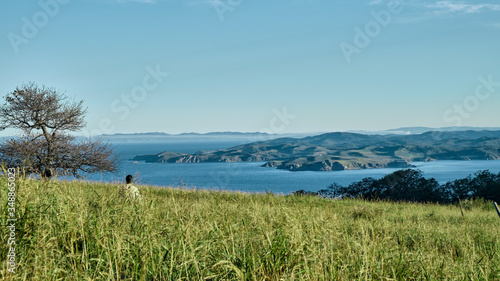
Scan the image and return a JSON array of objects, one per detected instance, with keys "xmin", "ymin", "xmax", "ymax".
[{"xmin": 133, "ymin": 130, "xmax": 500, "ymax": 171}]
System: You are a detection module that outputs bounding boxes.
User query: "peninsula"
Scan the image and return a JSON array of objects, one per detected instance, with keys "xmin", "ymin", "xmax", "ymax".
[{"xmin": 133, "ymin": 130, "xmax": 500, "ymax": 172}]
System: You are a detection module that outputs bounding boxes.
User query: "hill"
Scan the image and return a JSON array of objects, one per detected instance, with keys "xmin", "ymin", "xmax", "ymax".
[
  {"xmin": 387, "ymin": 126, "xmax": 500, "ymax": 134},
  {"xmin": 134, "ymin": 130, "xmax": 500, "ymax": 171},
  {"xmin": 3, "ymin": 176, "xmax": 499, "ymax": 280}
]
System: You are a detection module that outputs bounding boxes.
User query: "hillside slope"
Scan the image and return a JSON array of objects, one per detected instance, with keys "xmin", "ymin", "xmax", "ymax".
[
  {"xmin": 1, "ymin": 177, "xmax": 499, "ymax": 280},
  {"xmin": 134, "ymin": 130, "xmax": 500, "ymax": 171}
]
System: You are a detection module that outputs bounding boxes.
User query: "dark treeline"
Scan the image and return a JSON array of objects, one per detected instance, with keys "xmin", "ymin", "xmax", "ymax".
[{"xmin": 294, "ymin": 169, "xmax": 500, "ymax": 204}]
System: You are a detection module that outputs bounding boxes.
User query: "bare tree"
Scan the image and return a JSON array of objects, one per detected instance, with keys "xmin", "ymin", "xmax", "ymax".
[{"xmin": 0, "ymin": 83, "xmax": 118, "ymax": 178}]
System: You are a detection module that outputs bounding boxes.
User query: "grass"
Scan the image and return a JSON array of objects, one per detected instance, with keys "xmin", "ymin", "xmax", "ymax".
[{"xmin": 1, "ymin": 176, "xmax": 500, "ymax": 280}]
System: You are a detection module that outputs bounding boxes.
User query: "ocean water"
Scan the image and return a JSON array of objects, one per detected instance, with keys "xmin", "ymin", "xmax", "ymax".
[{"xmin": 77, "ymin": 141, "xmax": 500, "ymax": 194}]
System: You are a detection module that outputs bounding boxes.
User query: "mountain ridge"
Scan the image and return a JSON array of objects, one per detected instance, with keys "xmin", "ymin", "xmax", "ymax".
[{"xmin": 133, "ymin": 130, "xmax": 500, "ymax": 171}]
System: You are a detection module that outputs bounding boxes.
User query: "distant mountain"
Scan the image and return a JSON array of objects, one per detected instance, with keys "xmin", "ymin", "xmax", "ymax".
[
  {"xmin": 99, "ymin": 131, "xmax": 314, "ymax": 144},
  {"xmin": 102, "ymin": 132, "xmax": 172, "ymax": 136},
  {"xmin": 348, "ymin": 126, "xmax": 500, "ymax": 135},
  {"xmin": 179, "ymin": 132, "xmax": 270, "ymax": 136},
  {"xmin": 102, "ymin": 131, "xmax": 270, "ymax": 137},
  {"xmin": 386, "ymin": 126, "xmax": 500, "ymax": 134},
  {"xmin": 134, "ymin": 130, "xmax": 500, "ymax": 172},
  {"xmin": 103, "ymin": 127, "xmax": 500, "ymax": 138},
  {"xmin": 100, "ymin": 132, "xmax": 281, "ymax": 143}
]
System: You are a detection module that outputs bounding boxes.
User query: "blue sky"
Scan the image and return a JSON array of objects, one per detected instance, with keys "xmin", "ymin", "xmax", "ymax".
[{"xmin": 1, "ymin": 0, "xmax": 499, "ymax": 136}]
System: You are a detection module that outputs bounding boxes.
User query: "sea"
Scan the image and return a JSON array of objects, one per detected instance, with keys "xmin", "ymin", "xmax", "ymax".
[{"xmin": 79, "ymin": 140, "xmax": 500, "ymax": 194}]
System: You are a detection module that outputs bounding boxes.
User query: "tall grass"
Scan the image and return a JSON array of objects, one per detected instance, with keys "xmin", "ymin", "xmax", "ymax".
[{"xmin": 1, "ymin": 176, "xmax": 500, "ymax": 280}]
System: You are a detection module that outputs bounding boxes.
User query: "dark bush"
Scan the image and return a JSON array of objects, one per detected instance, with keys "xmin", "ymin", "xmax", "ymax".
[
  {"xmin": 444, "ymin": 170, "xmax": 500, "ymax": 203},
  {"xmin": 313, "ymin": 169, "xmax": 500, "ymax": 204}
]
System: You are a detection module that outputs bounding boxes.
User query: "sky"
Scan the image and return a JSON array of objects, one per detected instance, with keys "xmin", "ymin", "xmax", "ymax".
[{"xmin": 1, "ymin": 0, "xmax": 499, "ymax": 136}]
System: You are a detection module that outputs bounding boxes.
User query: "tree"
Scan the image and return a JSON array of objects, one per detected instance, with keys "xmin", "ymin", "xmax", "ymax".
[
  {"xmin": 444, "ymin": 170, "xmax": 500, "ymax": 203},
  {"xmin": 0, "ymin": 83, "xmax": 118, "ymax": 178},
  {"xmin": 332, "ymin": 169, "xmax": 444, "ymax": 203}
]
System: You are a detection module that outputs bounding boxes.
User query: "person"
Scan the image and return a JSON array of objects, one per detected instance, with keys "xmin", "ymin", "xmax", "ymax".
[{"xmin": 120, "ymin": 175, "xmax": 141, "ymax": 200}]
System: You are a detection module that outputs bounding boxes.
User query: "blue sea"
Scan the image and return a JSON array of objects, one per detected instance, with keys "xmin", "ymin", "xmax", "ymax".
[{"xmin": 80, "ymin": 141, "xmax": 500, "ymax": 194}]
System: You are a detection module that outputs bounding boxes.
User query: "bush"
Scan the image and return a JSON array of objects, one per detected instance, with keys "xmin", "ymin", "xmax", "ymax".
[
  {"xmin": 321, "ymin": 169, "xmax": 500, "ymax": 204},
  {"xmin": 445, "ymin": 170, "xmax": 500, "ymax": 203}
]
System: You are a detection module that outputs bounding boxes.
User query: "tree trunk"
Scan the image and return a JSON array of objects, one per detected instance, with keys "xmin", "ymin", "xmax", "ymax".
[{"xmin": 40, "ymin": 125, "xmax": 55, "ymax": 178}]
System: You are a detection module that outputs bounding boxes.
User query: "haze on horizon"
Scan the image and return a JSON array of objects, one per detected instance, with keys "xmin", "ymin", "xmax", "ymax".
[{"xmin": 1, "ymin": 0, "xmax": 499, "ymax": 137}]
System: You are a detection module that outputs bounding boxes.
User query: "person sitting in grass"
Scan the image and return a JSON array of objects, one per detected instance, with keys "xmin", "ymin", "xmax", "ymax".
[{"xmin": 120, "ymin": 174, "xmax": 141, "ymax": 200}]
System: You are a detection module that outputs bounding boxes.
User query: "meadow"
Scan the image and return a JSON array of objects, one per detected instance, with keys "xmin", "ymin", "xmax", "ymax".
[{"xmin": 1, "ymin": 176, "xmax": 500, "ymax": 280}]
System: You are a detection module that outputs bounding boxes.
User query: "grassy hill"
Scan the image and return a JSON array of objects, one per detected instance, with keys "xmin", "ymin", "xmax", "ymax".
[{"xmin": 1, "ymin": 177, "xmax": 500, "ymax": 280}]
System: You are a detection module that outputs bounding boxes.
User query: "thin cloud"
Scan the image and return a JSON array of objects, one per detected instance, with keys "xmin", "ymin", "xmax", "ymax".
[
  {"xmin": 368, "ymin": 0, "xmax": 385, "ymax": 5},
  {"xmin": 373, "ymin": 0, "xmax": 500, "ymax": 25},
  {"xmin": 488, "ymin": 22, "xmax": 500, "ymax": 29},
  {"xmin": 108, "ymin": 0, "xmax": 157, "ymax": 3},
  {"xmin": 427, "ymin": 1, "xmax": 500, "ymax": 15},
  {"xmin": 188, "ymin": 0, "xmax": 220, "ymax": 7}
]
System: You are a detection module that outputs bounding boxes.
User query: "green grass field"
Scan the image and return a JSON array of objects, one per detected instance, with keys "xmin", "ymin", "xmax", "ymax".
[{"xmin": 1, "ymin": 176, "xmax": 500, "ymax": 280}]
